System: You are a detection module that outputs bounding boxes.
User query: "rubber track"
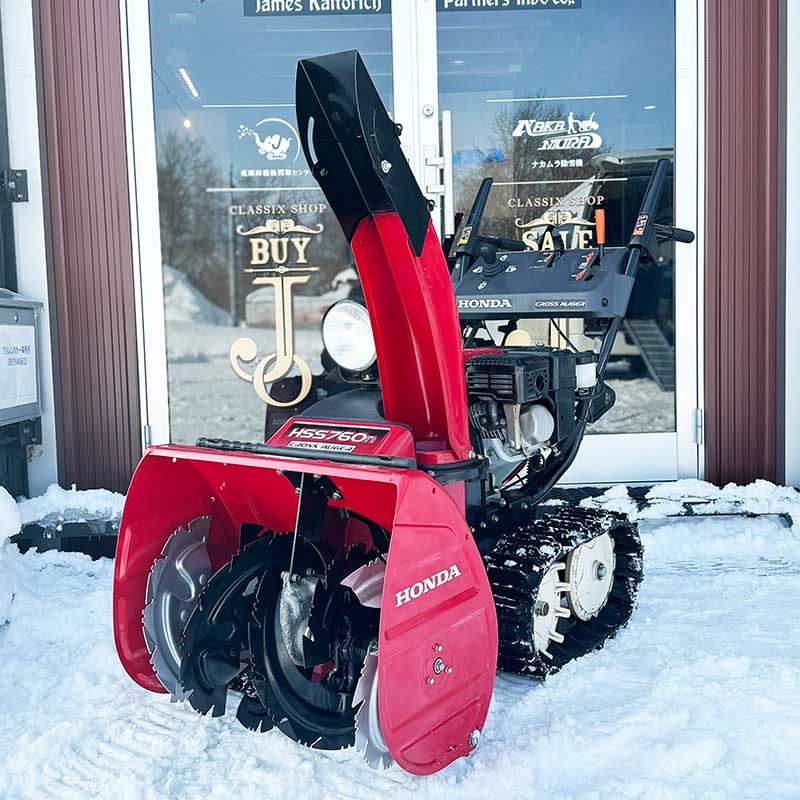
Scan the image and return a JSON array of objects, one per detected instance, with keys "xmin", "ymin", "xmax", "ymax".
[{"xmin": 484, "ymin": 506, "xmax": 644, "ymax": 678}]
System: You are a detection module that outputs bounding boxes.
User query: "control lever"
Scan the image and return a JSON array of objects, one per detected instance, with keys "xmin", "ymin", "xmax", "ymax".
[
  {"xmin": 480, "ymin": 243, "xmax": 507, "ymax": 277},
  {"xmin": 595, "ymin": 207, "xmax": 606, "ymax": 261}
]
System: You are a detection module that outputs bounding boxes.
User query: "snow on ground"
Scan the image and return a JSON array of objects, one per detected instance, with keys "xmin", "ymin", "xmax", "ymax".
[
  {"xmin": 163, "ymin": 266, "xmax": 232, "ymax": 326},
  {"xmin": 1, "ymin": 484, "xmax": 799, "ymax": 799},
  {"xmin": 589, "ymin": 377, "xmax": 674, "ymax": 435},
  {"xmin": 0, "ymin": 487, "xmax": 21, "ymax": 624},
  {"xmin": 166, "ymin": 322, "xmax": 323, "ymax": 445}
]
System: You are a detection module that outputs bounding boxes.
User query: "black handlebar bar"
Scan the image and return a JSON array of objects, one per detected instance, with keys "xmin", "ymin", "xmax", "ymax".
[{"xmin": 454, "ymin": 177, "xmax": 494, "ymax": 280}]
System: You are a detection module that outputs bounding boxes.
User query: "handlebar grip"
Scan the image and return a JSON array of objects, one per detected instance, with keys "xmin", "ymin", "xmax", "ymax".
[
  {"xmin": 454, "ymin": 177, "xmax": 493, "ymax": 258},
  {"xmin": 654, "ymin": 223, "xmax": 695, "ymax": 244},
  {"xmin": 671, "ymin": 227, "xmax": 695, "ymax": 244}
]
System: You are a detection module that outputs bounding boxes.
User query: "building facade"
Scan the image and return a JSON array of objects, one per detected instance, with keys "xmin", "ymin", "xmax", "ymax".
[{"xmin": 0, "ymin": 0, "xmax": 796, "ymax": 496}]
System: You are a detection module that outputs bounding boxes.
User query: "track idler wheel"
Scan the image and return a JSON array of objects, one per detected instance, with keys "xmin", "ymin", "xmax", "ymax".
[{"xmin": 485, "ymin": 506, "xmax": 644, "ymax": 678}]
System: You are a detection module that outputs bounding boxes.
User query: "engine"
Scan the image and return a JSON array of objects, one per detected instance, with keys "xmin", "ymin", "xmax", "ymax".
[{"xmin": 465, "ymin": 349, "xmax": 597, "ymax": 491}]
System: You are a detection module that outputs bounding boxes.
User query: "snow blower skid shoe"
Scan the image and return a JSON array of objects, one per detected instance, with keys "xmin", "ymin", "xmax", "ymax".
[{"xmin": 113, "ymin": 49, "xmax": 694, "ymax": 776}]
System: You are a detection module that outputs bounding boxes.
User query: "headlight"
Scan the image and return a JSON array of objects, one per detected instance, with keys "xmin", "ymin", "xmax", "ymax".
[{"xmin": 321, "ymin": 299, "xmax": 376, "ymax": 372}]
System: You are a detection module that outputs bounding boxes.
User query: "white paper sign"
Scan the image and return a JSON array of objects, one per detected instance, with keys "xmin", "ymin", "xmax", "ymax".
[{"xmin": 0, "ymin": 324, "xmax": 38, "ymax": 411}]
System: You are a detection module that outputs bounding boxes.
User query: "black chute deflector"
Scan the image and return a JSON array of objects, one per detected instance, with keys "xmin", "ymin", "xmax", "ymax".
[{"xmin": 295, "ymin": 50, "xmax": 430, "ymax": 256}]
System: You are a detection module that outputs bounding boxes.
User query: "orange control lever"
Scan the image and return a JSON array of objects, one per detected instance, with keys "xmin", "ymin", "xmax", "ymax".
[{"xmin": 595, "ymin": 208, "xmax": 606, "ymax": 246}]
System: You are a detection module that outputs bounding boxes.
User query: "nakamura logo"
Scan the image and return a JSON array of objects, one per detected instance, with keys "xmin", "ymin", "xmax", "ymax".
[
  {"xmin": 512, "ymin": 112, "xmax": 602, "ymax": 152},
  {"xmin": 458, "ymin": 298, "xmax": 513, "ymax": 310},
  {"xmin": 395, "ymin": 564, "xmax": 463, "ymax": 607},
  {"xmin": 534, "ymin": 299, "xmax": 588, "ymax": 309}
]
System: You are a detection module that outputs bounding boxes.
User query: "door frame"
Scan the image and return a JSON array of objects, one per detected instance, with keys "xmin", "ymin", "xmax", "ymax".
[
  {"xmin": 409, "ymin": 0, "xmax": 704, "ymax": 484},
  {"xmin": 119, "ymin": 0, "xmax": 170, "ymax": 448}
]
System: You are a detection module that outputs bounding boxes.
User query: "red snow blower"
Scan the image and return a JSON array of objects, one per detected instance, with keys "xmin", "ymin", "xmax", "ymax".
[{"xmin": 113, "ymin": 51, "xmax": 694, "ymax": 775}]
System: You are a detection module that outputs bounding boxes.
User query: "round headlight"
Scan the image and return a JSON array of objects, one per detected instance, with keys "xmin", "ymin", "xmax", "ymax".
[{"xmin": 321, "ymin": 299, "xmax": 376, "ymax": 372}]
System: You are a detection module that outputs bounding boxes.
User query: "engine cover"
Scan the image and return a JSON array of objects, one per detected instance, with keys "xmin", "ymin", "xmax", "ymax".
[
  {"xmin": 466, "ymin": 352, "xmax": 549, "ymax": 404},
  {"xmin": 466, "ymin": 348, "xmax": 584, "ymax": 442}
]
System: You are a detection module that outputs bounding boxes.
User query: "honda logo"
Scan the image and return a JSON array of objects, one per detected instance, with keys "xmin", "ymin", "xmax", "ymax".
[
  {"xmin": 395, "ymin": 564, "xmax": 463, "ymax": 607},
  {"xmin": 457, "ymin": 298, "xmax": 513, "ymax": 310}
]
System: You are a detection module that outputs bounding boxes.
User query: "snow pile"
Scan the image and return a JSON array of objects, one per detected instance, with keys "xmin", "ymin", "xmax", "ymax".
[
  {"xmin": 0, "ymin": 486, "xmax": 22, "ymax": 625},
  {"xmin": 0, "ymin": 488, "xmax": 800, "ymax": 797},
  {"xmin": 163, "ymin": 265, "xmax": 232, "ymax": 326},
  {"xmin": 0, "ymin": 485, "xmax": 21, "ymax": 542},
  {"xmin": 583, "ymin": 478, "xmax": 800, "ymax": 525},
  {"xmin": 16, "ymin": 484, "xmax": 125, "ymax": 526}
]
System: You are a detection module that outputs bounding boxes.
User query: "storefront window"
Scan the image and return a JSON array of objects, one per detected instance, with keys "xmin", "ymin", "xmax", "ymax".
[
  {"xmin": 148, "ymin": 1, "xmax": 677, "ymax": 447},
  {"xmin": 437, "ymin": 0, "xmax": 677, "ymax": 434},
  {"xmin": 148, "ymin": 1, "xmax": 392, "ymax": 444}
]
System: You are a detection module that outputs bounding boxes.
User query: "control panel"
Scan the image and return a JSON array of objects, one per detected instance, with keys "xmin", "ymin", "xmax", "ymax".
[{"xmin": 454, "ymin": 246, "xmax": 635, "ymax": 320}]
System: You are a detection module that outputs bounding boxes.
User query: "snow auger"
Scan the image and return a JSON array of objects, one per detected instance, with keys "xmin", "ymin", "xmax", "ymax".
[{"xmin": 113, "ymin": 51, "xmax": 695, "ymax": 775}]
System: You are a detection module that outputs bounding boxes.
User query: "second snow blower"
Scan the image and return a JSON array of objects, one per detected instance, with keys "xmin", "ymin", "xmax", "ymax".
[{"xmin": 113, "ymin": 51, "xmax": 694, "ymax": 775}]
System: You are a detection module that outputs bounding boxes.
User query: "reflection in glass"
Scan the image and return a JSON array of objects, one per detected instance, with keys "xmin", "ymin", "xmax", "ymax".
[
  {"xmin": 437, "ymin": 1, "xmax": 677, "ymax": 434},
  {"xmin": 148, "ymin": 1, "xmax": 393, "ymax": 444}
]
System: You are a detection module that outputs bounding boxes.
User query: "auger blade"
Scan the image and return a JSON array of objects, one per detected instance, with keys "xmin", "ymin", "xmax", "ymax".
[
  {"xmin": 341, "ymin": 558, "xmax": 386, "ymax": 609},
  {"xmin": 180, "ymin": 534, "xmax": 285, "ymax": 725},
  {"xmin": 344, "ymin": 555, "xmax": 393, "ymax": 770},
  {"xmin": 353, "ymin": 642, "xmax": 393, "ymax": 770},
  {"xmin": 143, "ymin": 516, "xmax": 212, "ymax": 701},
  {"xmin": 248, "ymin": 540, "xmax": 378, "ymax": 751}
]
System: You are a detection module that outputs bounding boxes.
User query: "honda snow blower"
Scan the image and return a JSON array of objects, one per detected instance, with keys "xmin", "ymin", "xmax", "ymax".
[{"xmin": 113, "ymin": 51, "xmax": 694, "ymax": 775}]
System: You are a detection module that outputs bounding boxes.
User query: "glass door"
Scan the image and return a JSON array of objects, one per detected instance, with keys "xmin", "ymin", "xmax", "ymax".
[
  {"xmin": 130, "ymin": 0, "xmax": 408, "ymax": 447},
  {"xmin": 414, "ymin": 0, "xmax": 701, "ymax": 483}
]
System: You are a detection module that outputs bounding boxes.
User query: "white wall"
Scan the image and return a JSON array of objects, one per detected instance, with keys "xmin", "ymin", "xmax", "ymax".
[
  {"xmin": 786, "ymin": 1, "xmax": 800, "ymax": 487},
  {"xmin": 1, "ymin": 0, "xmax": 58, "ymax": 495}
]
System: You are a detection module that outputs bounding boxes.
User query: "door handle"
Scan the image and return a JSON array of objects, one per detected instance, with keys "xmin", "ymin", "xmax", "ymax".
[
  {"xmin": 440, "ymin": 110, "xmax": 454, "ymax": 236},
  {"xmin": 423, "ymin": 111, "xmax": 455, "ymax": 235}
]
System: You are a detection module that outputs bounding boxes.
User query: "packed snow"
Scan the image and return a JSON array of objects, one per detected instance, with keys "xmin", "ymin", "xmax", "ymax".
[
  {"xmin": 0, "ymin": 486, "xmax": 20, "ymax": 625},
  {"xmin": 165, "ymin": 322, "xmax": 323, "ymax": 445},
  {"xmin": 15, "ymin": 484, "xmax": 125, "ymax": 526},
  {"xmin": 0, "ymin": 481, "xmax": 799, "ymax": 799}
]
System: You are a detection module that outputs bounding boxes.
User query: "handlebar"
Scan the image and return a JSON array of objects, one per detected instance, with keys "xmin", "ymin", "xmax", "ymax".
[
  {"xmin": 454, "ymin": 177, "xmax": 493, "ymax": 280},
  {"xmin": 655, "ymin": 223, "xmax": 695, "ymax": 244},
  {"xmin": 452, "ymin": 159, "xmax": 695, "ymax": 282}
]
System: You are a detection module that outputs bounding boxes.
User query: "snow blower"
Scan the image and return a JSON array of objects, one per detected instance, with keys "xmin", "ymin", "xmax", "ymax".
[{"xmin": 113, "ymin": 50, "xmax": 695, "ymax": 775}]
